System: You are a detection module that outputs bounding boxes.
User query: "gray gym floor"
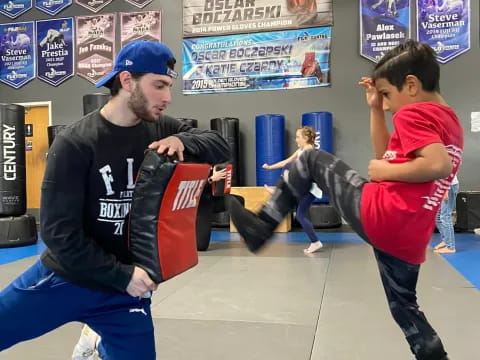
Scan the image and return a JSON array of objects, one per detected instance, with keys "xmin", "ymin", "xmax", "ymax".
[{"xmin": 0, "ymin": 232, "xmax": 478, "ymax": 359}]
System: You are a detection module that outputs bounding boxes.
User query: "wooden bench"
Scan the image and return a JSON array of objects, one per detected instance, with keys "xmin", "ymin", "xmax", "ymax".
[{"xmin": 229, "ymin": 186, "xmax": 291, "ymax": 232}]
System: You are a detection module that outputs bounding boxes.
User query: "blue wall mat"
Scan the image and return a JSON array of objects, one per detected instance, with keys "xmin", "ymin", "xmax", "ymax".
[{"xmin": 256, "ymin": 114, "xmax": 285, "ymax": 186}]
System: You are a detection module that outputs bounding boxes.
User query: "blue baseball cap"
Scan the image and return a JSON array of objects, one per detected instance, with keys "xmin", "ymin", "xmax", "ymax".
[{"xmin": 96, "ymin": 40, "xmax": 178, "ymax": 88}]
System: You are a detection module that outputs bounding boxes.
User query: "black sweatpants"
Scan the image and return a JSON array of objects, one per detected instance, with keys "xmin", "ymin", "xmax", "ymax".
[{"xmin": 284, "ymin": 149, "xmax": 447, "ymax": 360}]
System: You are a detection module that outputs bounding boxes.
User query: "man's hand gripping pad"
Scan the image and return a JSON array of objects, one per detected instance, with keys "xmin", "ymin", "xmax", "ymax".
[{"xmin": 128, "ymin": 151, "xmax": 211, "ymax": 283}]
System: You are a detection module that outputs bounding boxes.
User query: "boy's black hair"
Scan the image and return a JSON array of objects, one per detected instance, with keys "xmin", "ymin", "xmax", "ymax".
[
  {"xmin": 108, "ymin": 58, "xmax": 176, "ymax": 96},
  {"xmin": 372, "ymin": 39, "xmax": 440, "ymax": 92}
]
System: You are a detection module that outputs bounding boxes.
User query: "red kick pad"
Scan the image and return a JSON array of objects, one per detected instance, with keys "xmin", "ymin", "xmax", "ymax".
[{"xmin": 128, "ymin": 151, "xmax": 210, "ymax": 283}]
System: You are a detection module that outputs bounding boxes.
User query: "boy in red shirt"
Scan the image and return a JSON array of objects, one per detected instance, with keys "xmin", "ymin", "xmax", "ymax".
[{"xmin": 229, "ymin": 40, "xmax": 463, "ymax": 360}]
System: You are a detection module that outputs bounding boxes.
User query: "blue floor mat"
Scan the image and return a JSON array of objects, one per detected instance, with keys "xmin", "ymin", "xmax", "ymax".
[
  {"xmin": 430, "ymin": 232, "xmax": 480, "ymax": 290},
  {"xmin": 2, "ymin": 231, "xmax": 479, "ymax": 290}
]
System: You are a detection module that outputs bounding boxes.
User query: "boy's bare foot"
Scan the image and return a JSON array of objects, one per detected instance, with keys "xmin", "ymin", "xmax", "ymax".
[
  {"xmin": 434, "ymin": 241, "xmax": 446, "ymax": 250},
  {"xmin": 303, "ymin": 241, "xmax": 323, "ymax": 254},
  {"xmin": 434, "ymin": 247, "xmax": 456, "ymax": 254}
]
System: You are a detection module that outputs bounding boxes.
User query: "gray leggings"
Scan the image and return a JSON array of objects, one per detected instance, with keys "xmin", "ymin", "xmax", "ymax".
[{"xmin": 286, "ymin": 149, "xmax": 448, "ymax": 360}]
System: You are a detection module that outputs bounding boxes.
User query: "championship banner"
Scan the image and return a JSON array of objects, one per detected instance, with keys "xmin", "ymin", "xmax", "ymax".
[
  {"xmin": 36, "ymin": 18, "xmax": 74, "ymax": 86},
  {"xmin": 125, "ymin": 0, "xmax": 153, "ymax": 8},
  {"xmin": 75, "ymin": 0, "xmax": 112, "ymax": 13},
  {"xmin": 182, "ymin": 27, "xmax": 332, "ymax": 95},
  {"xmin": 35, "ymin": 0, "xmax": 72, "ymax": 16},
  {"xmin": 0, "ymin": 21, "xmax": 35, "ymax": 89},
  {"xmin": 417, "ymin": 0, "xmax": 470, "ymax": 64},
  {"xmin": 120, "ymin": 11, "xmax": 161, "ymax": 47},
  {"xmin": 360, "ymin": 0, "xmax": 410, "ymax": 63},
  {"xmin": 0, "ymin": 0, "xmax": 32, "ymax": 19},
  {"xmin": 76, "ymin": 14, "xmax": 115, "ymax": 84},
  {"xmin": 183, "ymin": 0, "xmax": 333, "ymax": 38}
]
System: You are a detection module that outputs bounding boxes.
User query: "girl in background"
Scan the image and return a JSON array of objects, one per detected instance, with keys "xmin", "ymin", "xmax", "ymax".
[{"xmin": 263, "ymin": 126, "xmax": 323, "ymax": 254}]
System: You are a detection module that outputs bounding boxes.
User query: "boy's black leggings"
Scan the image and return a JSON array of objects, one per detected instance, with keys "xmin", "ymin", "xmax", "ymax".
[{"xmin": 283, "ymin": 149, "xmax": 448, "ymax": 360}]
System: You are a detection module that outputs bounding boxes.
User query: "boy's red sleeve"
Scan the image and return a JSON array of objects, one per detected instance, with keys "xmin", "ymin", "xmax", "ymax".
[{"xmin": 394, "ymin": 107, "xmax": 443, "ymax": 156}]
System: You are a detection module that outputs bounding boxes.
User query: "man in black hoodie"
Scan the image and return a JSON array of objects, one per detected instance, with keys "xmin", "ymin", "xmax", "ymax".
[{"xmin": 0, "ymin": 40, "xmax": 230, "ymax": 360}]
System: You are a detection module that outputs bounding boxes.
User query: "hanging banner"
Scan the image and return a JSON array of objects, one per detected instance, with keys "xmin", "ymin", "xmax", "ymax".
[
  {"xmin": 76, "ymin": 14, "xmax": 115, "ymax": 84},
  {"xmin": 125, "ymin": 0, "xmax": 153, "ymax": 8},
  {"xmin": 0, "ymin": 0, "xmax": 32, "ymax": 19},
  {"xmin": 35, "ymin": 0, "xmax": 72, "ymax": 16},
  {"xmin": 417, "ymin": 0, "xmax": 470, "ymax": 63},
  {"xmin": 183, "ymin": 0, "xmax": 333, "ymax": 38},
  {"xmin": 182, "ymin": 27, "xmax": 332, "ymax": 95},
  {"xmin": 0, "ymin": 21, "xmax": 36, "ymax": 89},
  {"xmin": 120, "ymin": 10, "xmax": 161, "ymax": 47},
  {"xmin": 360, "ymin": 0, "xmax": 410, "ymax": 63},
  {"xmin": 75, "ymin": 0, "xmax": 112, "ymax": 13},
  {"xmin": 36, "ymin": 18, "xmax": 74, "ymax": 86}
]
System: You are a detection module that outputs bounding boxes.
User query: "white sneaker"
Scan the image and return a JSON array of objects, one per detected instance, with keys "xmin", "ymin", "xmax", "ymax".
[
  {"xmin": 72, "ymin": 325, "xmax": 102, "ymax": 360},
  {"xmin": 303, "ymin": 241, "xmax": 323, "ymax": 254}
]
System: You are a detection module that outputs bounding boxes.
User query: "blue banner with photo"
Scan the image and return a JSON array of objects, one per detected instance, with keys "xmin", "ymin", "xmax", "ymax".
[
  {"xmin": 36, "ymin": 18, "xmax": 74, "ymax": 86},
  {"xmin": 182, "ymin": 27, "xmax": 331, "ymax": 95},
  {"xmin": 35, "ymin": 0, "xmax": 72, "ymax": 16},
  {"xmin": 417, "ymin": 0, "xmax": 470, "ymax": 63},
  {"xmin": 0, "ymin": 0, "xmax": 32, "ymax": 18},
  {"xmin": 360, "ymin": 0, "xmax": 410, "ymax": 63},
  {"xmin": 0, "ymin": 21, "xmax": 35, "ymax": 89}
]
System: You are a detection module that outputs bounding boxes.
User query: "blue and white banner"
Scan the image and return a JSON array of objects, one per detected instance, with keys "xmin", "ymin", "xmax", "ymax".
[
  {"xmin": 417, "ymin": 0, "xmax": 470, "ymax": 63},
  {"xmin": 35, "ymin": 0, "xmax": 72, "ymax": 16},
  {"xmin": 36, "ymin": 18, "xmax": 74, "ymax": 86},
  {"xmin": 0, "ymin": 21, "xmax": 35, "ymax": 89},
  {"xmin": 360, "ymin": 0, "xmax": 410, "ymax": 63},
  {"xmin": 183, "ymin": 27, "xmax": 331, "ymax": 94},
  {"xmin": 0, "ymin": 0, "xmax": 32, "ymax": 19}
]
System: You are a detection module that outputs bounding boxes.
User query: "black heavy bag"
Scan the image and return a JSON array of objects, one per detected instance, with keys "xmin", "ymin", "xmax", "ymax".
[
  {"xmin": 47, "ymin": 125, "xmax": 67, "ymax": 148},
  {"xmin": 0, "ymin": 214, "xmax": 37, "ymax": 248},
  {"xmin": 83, "ymin": 93, "xmax": 110, "ymax": 115},
  {"xmin": 177, "ymin": 118, "xmax": 198, "ymax": 128},
  {"xmin": 196, "ymin": 191, "xmax": 214, "ymax": 251},
  {"xmin": 308, "ymin": 204, "xmax": 342, "ymax": 229},
  {"xmin": 455, "ymin": 191, "xmax": 480, "ymax": 232},
  {"xmin": 0, "ymin": 104, "xmax": 26, "ymax": 216},
  {"xmin": 210, "ymin": 117, "xmax": 240, "ymax": 186},
  {"xmin": 127, "ymin": 151, "xmax": 210, "ymax": 283}
]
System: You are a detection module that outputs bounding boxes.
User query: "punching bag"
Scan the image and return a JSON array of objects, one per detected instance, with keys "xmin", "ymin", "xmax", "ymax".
[
  {"xmin": 256, "ymin": 114, "xmax": 285, "ymax": 186},
  {"xmin": 47, "ymin": 125, "xmax": 67, "ymax": 148},
  {"xmin": 210, "ymin": 117, "xmax": 240, "ymax": 186},
  {"xmin": 177, "ymin": 118, "xmax": 198, "ymax": 128},
  {"xmin": 302, "ymin": 112, "xmax": 333, "ymax": 203},
  {"xmin": 83, "ymin": 93, "xmax": 110, "ymax": 115},
  {"xmin": 0, "ymin": 104, "xmax": 27, "ymax": 216},
  {"xmin": 302, "ymin": 112, "xmax": 333, "ymax": 153}
]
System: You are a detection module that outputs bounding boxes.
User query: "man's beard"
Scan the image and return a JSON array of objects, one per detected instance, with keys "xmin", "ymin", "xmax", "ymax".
[{"xmin": 127, "ymin": 86, "xmax": 159, "ymax": 122}]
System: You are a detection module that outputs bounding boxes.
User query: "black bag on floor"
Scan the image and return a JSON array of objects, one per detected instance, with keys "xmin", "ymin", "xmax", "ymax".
[
  {"xmin": 0, "ymin": 214, "xmax": 37, "ymax": 248},
  {"xmin": 455, "ymin": 191, "xmax": 480, "ymax": 232}
]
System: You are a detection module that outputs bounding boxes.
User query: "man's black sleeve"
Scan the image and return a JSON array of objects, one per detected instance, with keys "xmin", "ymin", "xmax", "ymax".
[
  {"xmin": 40, "ymin": 133, "xmax": 134, "ymax": 292},
  {"xmin": 158, "ymin": 115, "xmax": 232, "ymax": 164}
]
